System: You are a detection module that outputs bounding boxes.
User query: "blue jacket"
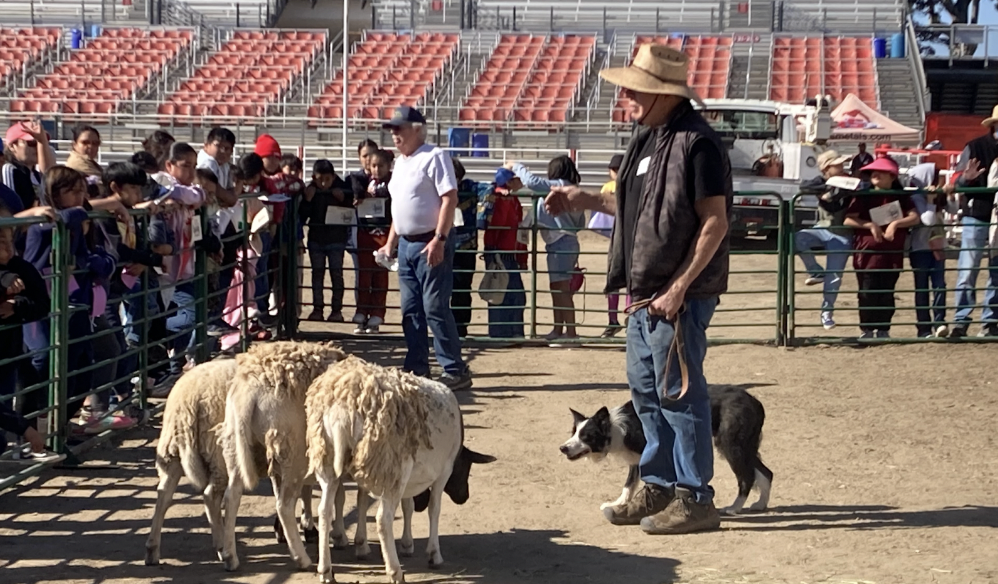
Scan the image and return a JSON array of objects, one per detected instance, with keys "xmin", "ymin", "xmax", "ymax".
[{"xmin": 455, "ymin": 178, "xmax": 491, "ymax": 250}]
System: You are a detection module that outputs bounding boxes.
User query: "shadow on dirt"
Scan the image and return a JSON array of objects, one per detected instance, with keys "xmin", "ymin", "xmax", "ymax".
[{"xmin": 721, "ymin": 504, "xmax": 998, "ymax": 531}]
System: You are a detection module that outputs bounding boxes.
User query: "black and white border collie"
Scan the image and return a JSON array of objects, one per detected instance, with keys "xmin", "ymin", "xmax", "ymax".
[{"xmin": 560, "ymin": 385, "xmax": 773, "ymax": 515}]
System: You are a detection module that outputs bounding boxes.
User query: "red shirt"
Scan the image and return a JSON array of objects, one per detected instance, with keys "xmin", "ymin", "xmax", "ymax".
[
  {"xmin": 260, "ymin": 173, "xmax": 305, "ymax": 224},
  {"xmin": 483, "ymin": 190, "xmax": 527, "ymax": 268},
  {"xmin": 846, "ymin": 191, "xmax": 915, "ymax": 270}
]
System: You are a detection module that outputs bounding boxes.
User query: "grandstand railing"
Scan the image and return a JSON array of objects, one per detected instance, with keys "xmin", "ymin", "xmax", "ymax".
[{"xmin": 0, "ymin": 0, "xmax": 132, "ymax": 27}]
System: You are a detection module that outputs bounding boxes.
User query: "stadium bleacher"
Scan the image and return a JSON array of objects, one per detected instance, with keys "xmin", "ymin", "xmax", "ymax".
[
  {"xmin": 769, "ymin": 35, "xmax": 878, "ymax": 105},
  {"xmin": 10, "ymin": 28, "xmax": 193, "ymax": 120},
  {"xmin": 158, "ymin": 29, "xmax": 325, "ymax": 125},
  {"xmin": 308, "ymin": 31, "xmax": 460, "ymax": 125},
  {"xmin": 0, "ymin": 27, "xmax": 62, "ymax": 93}
]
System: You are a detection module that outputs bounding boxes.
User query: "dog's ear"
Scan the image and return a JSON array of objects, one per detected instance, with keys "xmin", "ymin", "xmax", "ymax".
[
  {"xmin": 569, "ymin": 408, "xmax": 586, "ymax": 427},
  {"xmin": 593, "ymin": 406, "xmax": 611, "ymax": 432}
]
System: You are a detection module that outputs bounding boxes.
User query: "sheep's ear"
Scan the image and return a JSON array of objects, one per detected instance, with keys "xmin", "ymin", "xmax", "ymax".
[
  {"xmin": 570, "ymin": 408, "xmax": 586, "ymax": 425},
  {"xmin": 463, "ymin": 447, "xmax": 496, "ymax": 464}
]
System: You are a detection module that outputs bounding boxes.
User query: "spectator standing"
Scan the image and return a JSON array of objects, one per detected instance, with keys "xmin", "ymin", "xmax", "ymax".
[
  {"xmin": 376, "ymin": 106, "xmax": 472, "ymax": 390},
  {"xmin": 353, "ymin": 149, "xmax": 393, "ymax": 334},
  {"xmin": 843, "ymin": 157, "xmax": 920, "ymax": 338},
  {"xmin": 3, "ymin": 121, "xmax": 55, "ymax": 209},
  {"xmin": 299, "ymin": 159, "xmax": 352, "ymax": 322},
  {"xmin": 196, "ymin": 128, "xmax": 239, "ymax": 336},
  {"xmin": 478, "ymin": 168, "xmax": 527, "ymax": 339},
  {"xmin": 905, "ymin": 162, "xmax": 950, "ymax": 338},
  {"xmin": 451, "ymin": 157, "xmax": 488, "ymax": 338},
  {"xmin": 593, "ymin": 154, "xmax": 627, "ymax": 338},
  {"xmin": 347, "ymin": 139, "xmax": 381, "ymax": 323},
  {"xmin": 509, "ymin": 156, "xmax": 586, "ymax": 342},
  {"xmin": 794, "ymin": 149, "xmax": 854, "ymax": 330},
  {"xmin": 849, "ymin": 142, "xmax": 873, "ymax": 177},
  {"xmin": 142, "ymin": 130, "xmax": 175, "ymax": 173},
  {"xmin": 281, "ymin": 154, "xmax": 304, "ymax": 179},
  {"xmin": 544, "ymin": 44, "xmax": 733, "ymax": 534},
  {"xmin": 65, "ymin": 125, "xmax": 104, "ymax": 179},
  {"xmin": 947, "ymin": 108, "xmax": 998, "ymax": 337}
]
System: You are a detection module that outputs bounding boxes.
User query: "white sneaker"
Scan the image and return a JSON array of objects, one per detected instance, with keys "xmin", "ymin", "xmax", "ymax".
[
  {"xmin": 934, "ymin": 324, "xmax": 949, "ymax": 338},
  {"xmin": 821, "ymin": 312, "xmax": 835, "ymax": 330},
  {"xmin": 366, "ymin": 316, "xmax": 384, "ymax": 329},
  {"xmin": 805, "ymin": 275, "xmax": 824, "ymax": 286},
  {"xmin": 364, "ymin": 324, "xmax": 380, "ymax": 334},
  {"xmin": 352, "ymin": 312, "xmax": 367, "ymax": 325}
]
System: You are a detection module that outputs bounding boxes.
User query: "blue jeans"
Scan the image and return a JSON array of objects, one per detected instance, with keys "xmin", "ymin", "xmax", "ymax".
[
  {"xmin": 794, "ymin": 228, "xmax": 851, "ymax": 312},
  {"xmin": 486, "ymin": 253, "xmax": 525, "ymax": 339},
  {"xmin": 398, "ymin": 233, "xmax": 466, "ymax": 377},
  {"xmin": 626, "ymin": 298, "xmax": 717, "ymax": 504},
  {"xmin": 165, "ymin": 288, "xmax": 196, "ymax": 373},
  {"xmin": 124, "ymin": 278, "xmax": 161, "ymax": 345},
  {"xmin": 308, "ymin": 242, "xmax": 346, "ymax": 312},
  {"xmin": 954, "ymin": 217, "xmax": 998, "ymax": 326},
  {"xmin": 909, "ymin": 250, "xmax": 947, "ymax": 336}
]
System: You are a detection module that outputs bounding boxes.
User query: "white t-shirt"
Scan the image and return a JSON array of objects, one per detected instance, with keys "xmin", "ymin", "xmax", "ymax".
[
  {"xmin": 388, "ymin": 143, "xmax": 458, "ymax": 236},
  {"xmin": 196, "ymin": 149, "xmax": 231, "ymax": 188}
]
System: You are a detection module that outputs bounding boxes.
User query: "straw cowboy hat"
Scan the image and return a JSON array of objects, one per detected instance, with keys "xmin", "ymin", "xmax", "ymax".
[
  {"xmin": 982, "ymin": 105, "xmax": 998, "ymax": 126},
  {"xmin": 599, "ymin": 44, "xmax": 703, "ymax": 106}
]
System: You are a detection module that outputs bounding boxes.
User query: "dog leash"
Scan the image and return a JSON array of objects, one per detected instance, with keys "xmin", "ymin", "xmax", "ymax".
[{"xmin": 624, "ymin": 299, "xmax": 689, "ymax": 402}]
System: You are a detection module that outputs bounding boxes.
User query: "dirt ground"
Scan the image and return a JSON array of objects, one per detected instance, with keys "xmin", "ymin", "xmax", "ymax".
[{"xmin": 2, "ymin": 336, "xmax": 998, "ymax": 584}]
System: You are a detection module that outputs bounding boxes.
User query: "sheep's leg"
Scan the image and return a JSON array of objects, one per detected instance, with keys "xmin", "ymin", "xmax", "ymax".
[
  {"xmin": 424, "ymin": 478, "xmax": 447, "ymax": 569},
  {"xmin": 220, "ymin": 476, "xmax": 244, "ymax": 572},
  {"xmin": 316, "ymin": 469, "xmax": 339, "ymax": 584},
  {"xmin": 300, "ymin": 484, "xmax": 319, "ymax": 543},
  {"xmin": 354, "ymin": 488, "xmax": 371, "ymax": 560},
  {"xmin": 273, "ymin": 475, "xmax": 312, "ymax": 570},
  {"xmin": 398, "ymin": 498, "xmax": 415, "ymax": 557},
  {"xmin": 203, "ymin": 481, "xmax": 226, "ymax": 562},
  {"xmin": 330, "ymin": 481, "xmax": 349, "ymax": 550},
  {"xmin": 145, "ymin": 457, "xmax": 182, "ymax": 566},
  {"xmin": 376, "ymin": 496, "xmax": 405, "ymax": 584}
]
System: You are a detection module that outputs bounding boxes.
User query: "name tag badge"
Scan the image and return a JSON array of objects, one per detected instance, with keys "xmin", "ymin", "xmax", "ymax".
[
  {"xmin": 869, "ymin": 200, "xmax": 903, "ymax": 227},
  {"xmin": 517, "ymin": 229, "xmax": 530, "ymax": 245},
  {"xmin": 190, "ymin": 213, "xmax": 203, "ymax": 243},
  {"xmin": 325, "ymin": 207, "xmax": 355, "ymax": 226},
  {"xmin": 453, "ymin": 208, "xmax": 465, "ymax": 227},
  {"xmin": 357, "ymin": 198, "xmax": 386, "ymax": 219},
  {"xmin": 636, "ymin": 157, "xmax": 651, "ymax": 176}
]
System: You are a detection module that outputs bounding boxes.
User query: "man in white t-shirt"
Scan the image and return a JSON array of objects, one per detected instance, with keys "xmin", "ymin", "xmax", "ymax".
[{"xmin": 377, "ymin": 106, "xmax": 471, "ymax": 391}]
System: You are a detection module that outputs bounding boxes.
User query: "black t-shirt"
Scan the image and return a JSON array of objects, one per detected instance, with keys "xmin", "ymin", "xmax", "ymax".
[{"xmin": 620, "ymin": 136, "xmax": 727, "ymax": 293}]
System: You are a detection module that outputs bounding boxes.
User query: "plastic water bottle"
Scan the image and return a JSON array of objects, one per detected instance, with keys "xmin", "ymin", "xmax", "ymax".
[{"xmin": 374, "ymin": 250, "xmax": 398, "ymax": 272}]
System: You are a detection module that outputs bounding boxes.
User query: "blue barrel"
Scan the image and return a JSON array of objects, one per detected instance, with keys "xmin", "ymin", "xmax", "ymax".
[
  {"xmin": 471, "ymin": 133, "xmax": 489, "ymax": 157},
  {"xmin": 90, "ymin": 24, "xmax": 101, "ymax": 38},
  {"xmin": 70, "ymin": 28, "xmax": 83, "ymax": 49},
  {"xmin": 448, "ymin": 127, "xmax": 470, "ymax": 157},
  {"xmin": 890, "ymin": 33, "xmax": 906, "ymax": 58},
  {"xmin": 873, "ymin": 37, "xmax": 887, "ymax": 59}
]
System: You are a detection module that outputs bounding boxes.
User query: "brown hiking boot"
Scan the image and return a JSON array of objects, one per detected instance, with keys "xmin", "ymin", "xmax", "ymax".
[
  {"xmin": 602, "ymin": 483, "xmax": 673, "ymax": 526},
  {"xmin": 640, "ymin": 488, "xmax": 721, "ymax": 535}
]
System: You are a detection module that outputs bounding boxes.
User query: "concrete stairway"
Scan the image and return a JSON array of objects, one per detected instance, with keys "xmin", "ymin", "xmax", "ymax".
[
  {"xmin": 876, "ymin": 57, "xmax": 924, "ymax": 130},
  {"xmin": 727, "ymin": 35, "xmax": 771, "ymax": 100}
]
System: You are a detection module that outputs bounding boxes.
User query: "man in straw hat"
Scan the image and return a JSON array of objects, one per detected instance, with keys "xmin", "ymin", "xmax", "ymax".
[
  {"xmin": 545, "ymin": 44, "xmax": 733, "ymax": 534},
  {"xmin": 943, "ymin": 106, "xmax": 998, "ymax": 337},
  {"xmin": 794, "ymin": 149, "xmax": 854, "ymax": 331}
]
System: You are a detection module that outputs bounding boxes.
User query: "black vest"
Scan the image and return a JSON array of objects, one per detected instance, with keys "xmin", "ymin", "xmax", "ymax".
[{"xmin": 963, "ymin": 134, "xmax": 998, "ymax": 220}]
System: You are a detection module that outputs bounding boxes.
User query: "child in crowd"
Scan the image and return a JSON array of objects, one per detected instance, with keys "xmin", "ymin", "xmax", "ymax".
[
  {"xmin": 478, "ymin": 168, "xmax": 528, "ymax": 339},
  {"xmin": 193, "ymin": 168, "xmax": 227, "ymax": 336},
  {"xmin": 347, "ymin": 139, "xmax": 381, "ymax": 311},
  {"xmin": 299, "ymin": 159, "xmax": 352, "ymax": 322},
  {"xmin": 351, "ymin": 148, "xmax": 393, "ymax": 334},
  {"xmin": 844, "ymin": 156, "xmax": 921, "ymax": 339},
  {"xmin": 905, "ymin": 163, "xmax": 952, "ymax": 339},
  {"xmin": 281, "ymin": 154, "xmax": 304, "ymax": 179},
  {"xmin": 509, "ymin": 156, "xmax": 587, "ymax": 342},
  {"xmin": 221, "ymin": 155, "xmax": 269, "ymax": 339},
  {"xmin": 150, "ymin": 143, "xmax": 205, "ymax": 382},
  {"xmin": 592, "ymin": 154, "xmax": 627, "ymax": 338},
  {"xmin": 24, "ymin": 166, "xmax": 115, "ymax": 431},
  {"xmin": 0, "ymin": 204, "xmax": 62, "ymax": 462},
  {"xmin": 451, "ymin": 158, "xmax": 488, "ymax": 338}
]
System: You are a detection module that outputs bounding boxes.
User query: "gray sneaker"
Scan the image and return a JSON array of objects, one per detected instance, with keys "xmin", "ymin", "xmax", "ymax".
[
  {"xmin": 640, "ymin": 488, "xmax": 721, "ymax": 535},
  {"xmin": 439, "ymin": 370, "xmax": 473, "ymax": 392},
  {"xmin": 602, "ymin": 483, "xmax": 674, "ymax": 526}
]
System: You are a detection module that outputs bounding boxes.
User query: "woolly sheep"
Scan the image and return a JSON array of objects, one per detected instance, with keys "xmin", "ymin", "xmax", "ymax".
[
  {"xmin": 218, "ymin": 340, "xmax": 346, "ymax": 572},
  {"xmin": 144, "ymin": 357, "xmax": 318, "ymax": 566},
  {"xmin": 306, "ymin": 356, "xmax": 495, "ymax": 584}
]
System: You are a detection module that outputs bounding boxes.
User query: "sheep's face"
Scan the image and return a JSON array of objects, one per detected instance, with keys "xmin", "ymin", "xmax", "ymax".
[{"xmin": 413, "ymin": 446, "xmax": 496, "ymax": 511}]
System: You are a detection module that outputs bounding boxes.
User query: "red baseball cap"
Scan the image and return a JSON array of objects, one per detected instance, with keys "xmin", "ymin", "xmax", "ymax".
[{"xmin": 254, "ymin": 134, "xmax": 281, "ymax": 158}]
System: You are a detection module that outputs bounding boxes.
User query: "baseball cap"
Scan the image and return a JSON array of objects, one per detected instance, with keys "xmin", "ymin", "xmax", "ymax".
[
  {"xmin": 609, "ymin": 154, "xmax": 624, "ymax": 170},
  {"xmin": 5, "ymin": 122, "xmax": 35, "ymax": 146},
  {"xmin": 382, "ymin": 106, "xmax": 426, "ymax": 128},
  {"xmin": 860, "ymin": 156, "xmax": 900, "ymax": 177},
  {"xmin": 254, "ymin": 134, "xmax": 281, "ymax": 158},
  {"xmin": 495, "ymin": 167, "xmax": 516, "ymax": 187},
  {"xmin": 816, "ymin": 150, "xmax": 850, "ymax": 171}
]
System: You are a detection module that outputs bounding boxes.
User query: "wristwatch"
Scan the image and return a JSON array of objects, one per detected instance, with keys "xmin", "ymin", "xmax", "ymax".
[{"xmin": 435, "ymin": 232, "xmax": 447, "ymax": 242}]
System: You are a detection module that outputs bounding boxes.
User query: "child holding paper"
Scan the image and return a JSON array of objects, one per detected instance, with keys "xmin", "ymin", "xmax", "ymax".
[
  {"xmin": 299, "ymin": 159, "xmax": 352, "ymax": 322},
  {"xmin": 844, "ymin": 156, "xmax": 920, "ymax": 338},
  {"xmin": 352, "ymin": 149, "xmax": 393, "ymax": 334}
]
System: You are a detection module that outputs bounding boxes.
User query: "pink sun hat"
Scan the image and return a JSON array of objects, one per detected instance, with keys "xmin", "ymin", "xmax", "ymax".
[{"xmin": 859, "ymin": 156, "xmax": 899, "ymax": 177}]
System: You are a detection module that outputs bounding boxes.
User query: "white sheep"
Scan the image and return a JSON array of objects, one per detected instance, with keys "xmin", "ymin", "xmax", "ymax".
[
  {"xmin": 218, "ymin": 340, "xmax": 346, "ymax": 572},
  {"xmin": 144, "ymin": 357, "xmax": 319, "ymax": 566},
  {"xmin": 306, "ymin": 356, "xmax": 495, "ymax": 584}
]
